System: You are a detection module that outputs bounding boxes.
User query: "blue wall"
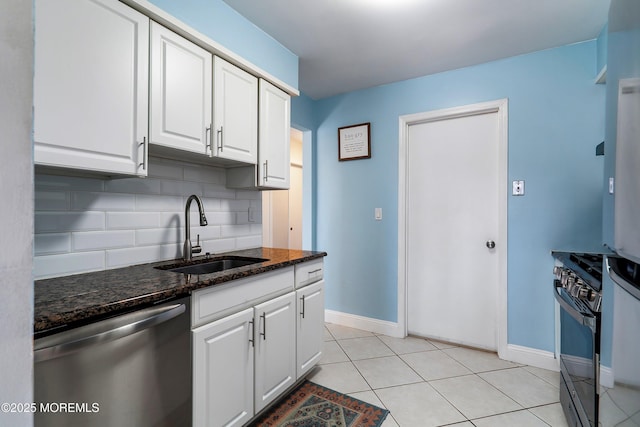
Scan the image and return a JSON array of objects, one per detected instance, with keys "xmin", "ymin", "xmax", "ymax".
[
  {"xmin": 309, "ymin": 41, "xmax": 605, "ymax": 352},
  {"xmin": 149, "ymin": 0, "xmax": 298, "ymax": 89}
]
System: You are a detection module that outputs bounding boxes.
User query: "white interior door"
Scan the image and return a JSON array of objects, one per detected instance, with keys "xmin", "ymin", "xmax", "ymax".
[{"xmin": 406, "ymin": 107, "xmax": 503, "ymax": 351}]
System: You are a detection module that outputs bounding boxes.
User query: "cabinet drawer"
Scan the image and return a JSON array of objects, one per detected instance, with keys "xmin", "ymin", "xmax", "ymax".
[
  {"xmin": 295, "ymin": 259, "xmax": 324, "ymax": 288},
  {"xmin": 192, "ymin": 267, "xmax": 294, "ymax": 328}
]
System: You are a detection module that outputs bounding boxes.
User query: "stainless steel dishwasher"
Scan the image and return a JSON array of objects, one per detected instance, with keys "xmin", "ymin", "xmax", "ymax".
[{"xmin": 34, "ymin": 297, "xmax": 191, "ymax": 427}]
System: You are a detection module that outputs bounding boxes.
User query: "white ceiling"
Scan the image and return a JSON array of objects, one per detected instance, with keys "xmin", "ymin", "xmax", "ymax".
[{"xmin": 223, "ymin": 0, "xmax": 610, "ymax": 99}]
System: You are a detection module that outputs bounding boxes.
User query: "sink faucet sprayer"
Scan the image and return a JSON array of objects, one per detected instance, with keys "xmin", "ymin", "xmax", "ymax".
[{"xmin": 184, "ymin": 194, "xmax": 208, "ymax": 261}]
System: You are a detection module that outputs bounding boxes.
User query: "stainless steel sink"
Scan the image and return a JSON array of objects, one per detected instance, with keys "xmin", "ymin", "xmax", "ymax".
[{"xmin": 156, "ymin": 256, "xmax": 267, "ymax": 275}]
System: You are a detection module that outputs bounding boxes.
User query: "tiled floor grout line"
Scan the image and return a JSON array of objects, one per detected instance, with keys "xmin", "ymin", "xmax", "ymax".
[{"xmin": 323, "ymin": 325, "xmax": 565, "ymax": 426}]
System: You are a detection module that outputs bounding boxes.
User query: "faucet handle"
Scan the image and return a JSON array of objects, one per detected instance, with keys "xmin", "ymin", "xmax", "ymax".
[{"xmin": 192, "ymin": 234, "xmax": 202, "ymax": 254}]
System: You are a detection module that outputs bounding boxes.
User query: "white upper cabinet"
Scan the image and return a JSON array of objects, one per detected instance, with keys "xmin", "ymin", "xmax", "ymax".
[
  {"xmin": 213, "ymin": 57, "xmax": 258, "ymax": 164},
  {"xmin": 258, "ymin": 79, "xmax": 291, "ymax": 189},
  {"xmin": 150, "ymin": 22, "xmax": 212, "ymax": 155},
  {"xmin": 33, "ymin": 0, "xmax": 149, "ymax": 176}
]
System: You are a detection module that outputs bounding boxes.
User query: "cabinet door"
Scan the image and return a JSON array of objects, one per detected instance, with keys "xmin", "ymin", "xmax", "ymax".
[
  {"xmin": 213, "ymin": 57, "xmax": 258, "ymax": 164},
  {"xmin": 33, "ymin": 0, "xmax": 149, "ymax": 176},
  {"xmin": 150, "ymin": 22, "xmax": 212, "ymax": 155},
  {"xmin": 254, "ymin": 292, "xmax": 296, "ymax": 412},
  {"xmin": 258, "ymin": 79, "xmax": 291, "ymax": 189},
  {"xmin": 192, "ymin": 308, "xmax": 254, "ymax": 427},
  {"xmin": 296, "ymin": 280, "xmax": 325, "ymax": 378}
]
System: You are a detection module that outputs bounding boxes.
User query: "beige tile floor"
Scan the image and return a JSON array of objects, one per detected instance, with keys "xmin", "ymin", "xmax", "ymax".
[{"xmin": 308, "ymin": 323, "xmax": 569, "ymax": 427}]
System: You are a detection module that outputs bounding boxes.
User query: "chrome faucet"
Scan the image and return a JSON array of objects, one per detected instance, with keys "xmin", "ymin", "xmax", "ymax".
[{"xmin": 183, "ymin": 194, "xmax": 208, "ymax": 261}]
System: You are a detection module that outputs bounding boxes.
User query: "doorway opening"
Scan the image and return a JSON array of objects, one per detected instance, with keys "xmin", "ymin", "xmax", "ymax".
[{"xmin": 262, "ymin": 128, "xmax": 304, "ymax": 249}]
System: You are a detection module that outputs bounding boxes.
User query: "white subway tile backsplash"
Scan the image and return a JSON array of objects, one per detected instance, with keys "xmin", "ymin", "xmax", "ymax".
[
  {"xmin": 190, "ymin": 224, "xmax": 221, "ymax": 240},
  {"xmin": 203, "ymin": 185, "xmax": 237, "ymax": 200},
  {"xmin": 106, "ymin": 246, "xmax": 175, "ymax": 269},
  {"xmin": 105, "ymin": 177, "xmax": 162, "ymax": 195},
  {"xmin": 221, "ymin": 199, "xmax": 252, "ymax": 212},
  {"xmin": 72, "ymin": 192, "xmax": 135, "ymax": 211},
  {"xmin": 161, "ymin": 179, "xmax": 204, "ymax": 197},
  {"xmin": 184, "ymin": 164, "xmax": 225, "ymax": 184},
  {"xmin": 34, "ymin": 233, "xmax": 71, "ymax": 255},
  {"xmin": 200, "ymin": 198, "xmax": 222, "ymax": 211},
  {"xmin": 221, "ymin": 224, "xmax": 252, "ymax": 237},
  {"xmin": 202, "ymin": 211, "xmax": 235, "ymax": 225},
  {"xmin": 159, "ymin": 212, "xmax": 183, "ymax": 229},
  {"xmin": 237, "ymin": 190, "xmax": 262, "ymax": 200},
  {"xmin": 203, "ymin": 238, "xmax": 237, "ymax": 254},
  {"xmin": 34, "ymin": 157, "xmax": 263, "ymax": 279},
  {"xmin": 35, "ymin": 212, "xmax": 105, "ymax": 233},
  {"xmin": 135, "ymin": 228, "xmax": 183, "ymax": 246},
  {"xmin": 236, "ymin": 234, "xmax": 262, "ymax": 249},
  {"xmin": 147, "ymin": 159, "xmax": 184, "ymax": 180},
  {"xmin": 107, "ymin": 212, "xmax": 161, "ymax": 229},
  {"xmin": 72, "ymin": 230, "xmax": 135, "ymax": 252},
  {"xmin": 135, "ymin": 194, "xmax": 183, "ymax": 212},
  {"xmin": 35, "ymin": 174, "xmax": 104, "ymax": 192},
  {"xmin": 35, "ymin": 252, "xmax": 105, "ymax": 279},
  {"xmin": 35, "ymin": 190, "xmax": 69, "ymax": 211}
]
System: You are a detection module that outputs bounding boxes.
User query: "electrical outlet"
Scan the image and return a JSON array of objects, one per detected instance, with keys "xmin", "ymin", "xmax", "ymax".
[{"xmin": 512, "ymin": 180, "xmax": 525, "ymax": 196}]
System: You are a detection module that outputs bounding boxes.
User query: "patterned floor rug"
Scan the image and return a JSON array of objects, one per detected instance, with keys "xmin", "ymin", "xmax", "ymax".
[{"xmin": 251, "ymin": 380, "xmax": 389, "ymax": 427}]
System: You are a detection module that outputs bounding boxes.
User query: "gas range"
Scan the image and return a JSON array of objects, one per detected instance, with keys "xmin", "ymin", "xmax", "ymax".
[
  {"xmin": 553, "ymin": 252, "xmax": 603, "ymax": 313},
  {"xmin": 552, "ymin": 251, "xmax": 605, "ymax": 427}
]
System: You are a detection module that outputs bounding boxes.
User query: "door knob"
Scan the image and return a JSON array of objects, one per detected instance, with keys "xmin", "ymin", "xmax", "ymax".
[{"xmin": 486, "ymin": 240, "xmax": 496, "ymax": 249}]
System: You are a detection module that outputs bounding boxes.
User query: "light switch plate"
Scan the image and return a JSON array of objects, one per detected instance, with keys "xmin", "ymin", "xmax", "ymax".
[
  {"xmin": 512, "ymin": 180, "xmax": 525, "ymax": 196},
  {"xmin": 375, "ymin": 208, "xmax": 382, "ymax": 220}
]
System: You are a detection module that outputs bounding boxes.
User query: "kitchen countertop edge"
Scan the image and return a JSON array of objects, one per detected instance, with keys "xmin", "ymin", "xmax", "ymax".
[{"xmin": 34, "ymin": 248, "xmax": 327, "ymax": 336}]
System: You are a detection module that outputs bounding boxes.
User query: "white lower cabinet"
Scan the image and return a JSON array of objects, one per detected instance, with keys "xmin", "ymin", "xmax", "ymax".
[
  {"xmin": 192, "ymin": 308, "xmax": 254, "ymax": 427},
  {"xmin": 254, "ymin": 292, "xmax": 296, "ymax": 412},
  {"xmin": 296, "ymin": 280, "xmax": 325, "ymax": 378},
  {"xmin": 192, "ymin": 261, "xmax": 324, "ymax": 426}
]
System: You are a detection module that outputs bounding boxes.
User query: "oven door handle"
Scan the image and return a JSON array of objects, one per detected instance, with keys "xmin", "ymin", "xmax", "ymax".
[{"xmin": 554, "ymin": 280, "xmax": 596, "ymax": 331}]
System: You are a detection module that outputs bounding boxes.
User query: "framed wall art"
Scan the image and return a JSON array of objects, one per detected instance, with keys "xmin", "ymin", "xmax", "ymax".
[{"xmin": 338, "ymin": 122, "xmax": 371, "ymax": 161}]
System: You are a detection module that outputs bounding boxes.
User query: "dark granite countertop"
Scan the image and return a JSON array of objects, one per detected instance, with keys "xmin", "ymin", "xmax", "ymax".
[{"xmin": 34, "ymin": 247, "xmax": 327, "ymax": 336}]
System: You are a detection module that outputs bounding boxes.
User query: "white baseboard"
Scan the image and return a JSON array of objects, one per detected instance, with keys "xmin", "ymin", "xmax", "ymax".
[
  {"xmin": 324, "ymin": 309, "xmax": 403, "ymax": 338},
  {"xmin": 600, "ymin": 364, "xmax": 614, "ymax": 389},
  {"xmin": 504, "ymin": 344, "xmax": 559, "ymax": 372}
]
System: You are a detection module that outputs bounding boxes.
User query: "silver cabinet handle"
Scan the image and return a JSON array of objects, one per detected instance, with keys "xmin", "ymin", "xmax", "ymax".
[
  {"xmin": 260, "ymin": 312, "xmax": 266, "ymax": 340},
  {"xmin": 300, "ymin": 295, "xmax": 306, "ymax": 319},
  {"xmin": 308, "ymin": 269, "xmax": 322, "ymax": 275},
  {"xmin": 249, "ymin": 319, "xmax": 255, "ymax": 347},
  {"xmin": 34, "ymin": 303, "xmax": 186, "ymax": 363},
  {"xmin": 486, "ymin": 240, "xmax": 496, "ymax": 249},
  {"xmin": 206, "ymin": 125, "xmax": 212, "ymax": 154},
  {"xmin": 139, "ymin": 136, "xmax": 147, "ymax": 171},
  {"xmin": 263, "ymin": 160, "xmax": 268, "ymax": 182},
  {"xmin": 217, "ymin": 126, "xmax": 223, "ymax": 152}
]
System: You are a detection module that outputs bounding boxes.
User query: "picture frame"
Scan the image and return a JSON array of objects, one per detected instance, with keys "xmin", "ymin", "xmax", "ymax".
[{"xmin": 338, "ymin": 122, "xmax": 371, "ymax": 161}]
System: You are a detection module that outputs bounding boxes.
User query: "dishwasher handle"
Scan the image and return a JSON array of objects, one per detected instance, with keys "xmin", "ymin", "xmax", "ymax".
[{"xmin": 34, "ymin": 302, "xmax": 186, "ymax": 363}]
